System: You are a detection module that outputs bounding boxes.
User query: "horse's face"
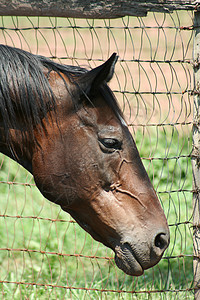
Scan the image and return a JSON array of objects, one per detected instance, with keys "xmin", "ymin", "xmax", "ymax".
[{"xmin": 32, "ymin": 55, "xmax": 169, "ymax": 276}]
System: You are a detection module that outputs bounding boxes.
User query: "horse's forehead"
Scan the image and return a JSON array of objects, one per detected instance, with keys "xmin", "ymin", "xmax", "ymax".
[
  {"xmin": 95, "ymin": 104, "xmax": 127, "ymax": 132},
  {"xmin": 44, "ymin": 69, "xmax": 70, "ymax": 88},
  {"xmin": 76, "ymin": 104, "xmax": 121, "ymax": 135},
  {"xmin": 86, "ymin": 94, "xmax": 120, "ymax": 122},
  {"xmin": 44, "ymin": 69, "xmax": 125, "ymax": 129}
]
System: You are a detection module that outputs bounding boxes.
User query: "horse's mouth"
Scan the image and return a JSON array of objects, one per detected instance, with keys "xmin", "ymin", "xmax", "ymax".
[
  {"xmin": 73, "ymin": 215, "xmax": 144, "ymax": 276},
  {"xmin": 114, "ymin": 243, "xmax": 144, "ymax": 276},
  {"xmin": 66, "ymin": 210, "xmax": 166, "ymax": 277}
]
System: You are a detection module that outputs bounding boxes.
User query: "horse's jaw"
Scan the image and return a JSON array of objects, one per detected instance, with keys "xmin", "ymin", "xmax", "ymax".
[{"xmin": 62, "ymin": 188, "xmax": 169, "ymax": 277}]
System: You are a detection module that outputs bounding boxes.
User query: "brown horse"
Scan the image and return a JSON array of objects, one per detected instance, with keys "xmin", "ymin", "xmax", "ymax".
[{"xmin": 0, "ymin": 44, "xmax": 169, "ymax": 276}]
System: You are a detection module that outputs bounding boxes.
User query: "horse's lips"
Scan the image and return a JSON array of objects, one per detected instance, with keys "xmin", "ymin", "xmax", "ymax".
[
  {"xmin": 114, "ymin": 244, "xmax": 144, "ymax": 276},
  {"xmin": 72, "ymin": 216, "xmax": 143, "ymax": 275}
]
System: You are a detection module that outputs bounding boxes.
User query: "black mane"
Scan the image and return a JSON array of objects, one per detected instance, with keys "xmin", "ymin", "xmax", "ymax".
[{"xmin": 0, "ymin": 45, "xmax": 87, "ymax": 142}]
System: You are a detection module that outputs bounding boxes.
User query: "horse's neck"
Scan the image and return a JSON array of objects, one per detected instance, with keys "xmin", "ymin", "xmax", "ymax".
[{"xmin": 0, "ymin": 126, "xmax": 33, "ymax": 174}]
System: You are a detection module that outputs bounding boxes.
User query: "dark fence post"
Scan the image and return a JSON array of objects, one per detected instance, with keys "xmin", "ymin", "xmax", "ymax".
[
  {"xmin": 193, "ymin": 10, "xmax": 200, "ymax": 300},
  {"xmin": 0, "ymin": 0, "xmax": 197, "ymax": 18}
]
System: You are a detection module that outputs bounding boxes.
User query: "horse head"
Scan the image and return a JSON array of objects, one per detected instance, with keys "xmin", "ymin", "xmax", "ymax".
[
  {"xmin": 0, "ymin": 46, "xmax": 169, "ymax": 276},
  {"xmin": 32, "ymin": 54, "xmax": 170, "ymax": 276}
]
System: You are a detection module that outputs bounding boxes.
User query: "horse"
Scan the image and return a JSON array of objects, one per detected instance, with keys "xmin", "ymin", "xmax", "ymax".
[{"xmin": 0, "ymin": 44, "xmax": 169, "ymax": 276}]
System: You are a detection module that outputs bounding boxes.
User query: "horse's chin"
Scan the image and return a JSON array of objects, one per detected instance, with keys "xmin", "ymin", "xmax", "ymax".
[{"xmin": 114, "ymin": 244, "xmax": 144, "ymax": 276}]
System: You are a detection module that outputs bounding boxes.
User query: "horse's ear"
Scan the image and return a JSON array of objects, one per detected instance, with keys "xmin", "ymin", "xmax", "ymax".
[{"xmin": 77, "ymin": 53, "xmax": 118, "ymax": 96}]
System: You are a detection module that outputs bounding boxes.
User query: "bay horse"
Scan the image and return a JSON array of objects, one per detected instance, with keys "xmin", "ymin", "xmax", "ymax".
[{"xmin": 0, "ymin": 44, "xmax": 169, "ymax": 276}]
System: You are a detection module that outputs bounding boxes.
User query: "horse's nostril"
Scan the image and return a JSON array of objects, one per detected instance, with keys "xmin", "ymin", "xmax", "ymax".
[{"xmin": 154, "ymin": 233, "xmax": 169, "ymax": 251}]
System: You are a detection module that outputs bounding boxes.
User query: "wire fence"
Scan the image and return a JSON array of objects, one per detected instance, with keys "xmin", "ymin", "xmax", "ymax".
[{"xmin": 0, "ymin": 10, "xmax": 194, "ymax": 299}]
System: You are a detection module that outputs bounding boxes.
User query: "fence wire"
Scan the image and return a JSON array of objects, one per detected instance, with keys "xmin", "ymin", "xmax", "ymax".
[{"xmin": 0, "ymin": 11, "xmax": 194, "ymax": 299}]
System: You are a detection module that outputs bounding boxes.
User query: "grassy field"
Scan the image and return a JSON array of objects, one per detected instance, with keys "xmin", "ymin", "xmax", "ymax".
[{"xmin": 0, "ymin": 128, "xmax": 193, "ymax": 299}]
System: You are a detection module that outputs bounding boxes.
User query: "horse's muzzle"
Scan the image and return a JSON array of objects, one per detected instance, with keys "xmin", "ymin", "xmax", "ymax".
[{"xmin": 114, "ymin": 228, "xmax": 170, "ymax": 276}]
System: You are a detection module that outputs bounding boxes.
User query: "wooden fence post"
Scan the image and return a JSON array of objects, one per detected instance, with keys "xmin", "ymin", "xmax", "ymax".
[
  {"xmin": 193, "ymin": 10, "xmax": 200, "ymax": 300},
  {"xmin": 0, "ymin": 0, "xmax": 197, "ymax": 18}
]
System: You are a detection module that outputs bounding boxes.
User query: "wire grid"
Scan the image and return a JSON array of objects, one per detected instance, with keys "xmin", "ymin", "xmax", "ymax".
[{"xmin": 0, "ymin": 11, "xmax": 194, "ymax": 299}]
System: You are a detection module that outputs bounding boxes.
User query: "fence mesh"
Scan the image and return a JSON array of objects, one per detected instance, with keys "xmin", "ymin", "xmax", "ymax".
[{"xmin": 0, "ymin": 11, "xmax": 194, "ymax": 299}]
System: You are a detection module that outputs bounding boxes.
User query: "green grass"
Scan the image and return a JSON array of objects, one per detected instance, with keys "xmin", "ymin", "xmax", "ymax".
[{"xmin": 0, "ymin": 128, "xmax": 193, "ymax": 299}]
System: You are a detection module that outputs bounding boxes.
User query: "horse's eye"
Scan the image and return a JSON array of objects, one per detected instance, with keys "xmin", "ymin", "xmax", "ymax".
[{"xmin": 99, "ymin": 138, "xmax": 122, "ymax": 150}]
